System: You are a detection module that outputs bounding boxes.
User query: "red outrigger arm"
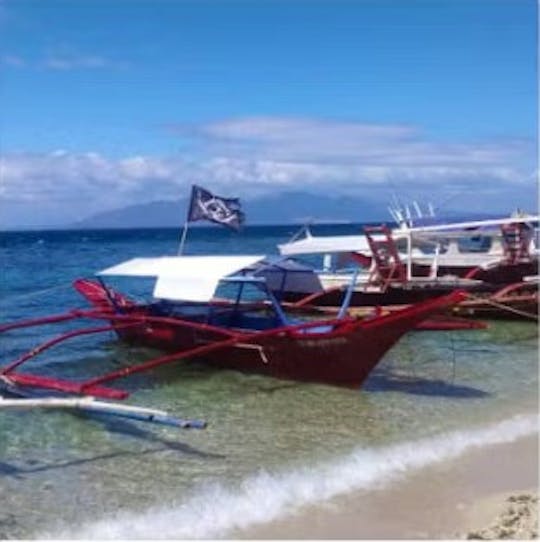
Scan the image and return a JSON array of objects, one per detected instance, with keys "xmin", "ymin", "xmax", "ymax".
[
  {"xmin": 0, "ymin": 309, "xmax": 104, "ymax": 334},
  {"xmin": 2, "ymin": 321, "xmax": 141, "ymax": 375},
  {"xmin": 2, "ymin": 373, "xmax": 130, "ymax": 400},
  {"xmin": 0, "ymin": 308, "xmax": 242, "ymax": 399}
]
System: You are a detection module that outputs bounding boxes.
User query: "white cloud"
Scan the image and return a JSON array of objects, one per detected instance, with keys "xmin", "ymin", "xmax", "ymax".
[
  {"xmin": 184, "ymin": 117, "xmax": 532, "ymax": 168},
  {"xmin": 0, "ymin": 117, "xmax": 535, "ymax": 226},
  {"xmin": 42, "ymin": 53, "xmax": 116, "ymax": 71},
  {"xmin": 1, "ymin": 49, "xmax": 126, "ymax": 71},
  {"xmin": 1, "ymin": 53, "xmax": 25, "ymax": 67}
]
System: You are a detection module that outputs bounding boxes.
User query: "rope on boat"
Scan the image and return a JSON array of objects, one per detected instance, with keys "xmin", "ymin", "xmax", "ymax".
[
  {"xmin": 0, "ymin": 282, "xmax": 151, "ymax": 309},
  {"xmin": 463, "ymin": 294, "xmax": 538, "ymax": 322},
  {"xmin": 233, "ymin": 342, "xmax": 269, "ymax": 363},
  {"xmin": 449, "ymin": 331, "xmax": 457, "ymax": 383},
  {"xmin": 1, "ymin": 283, "xmax": 72, "ymax": 305}
]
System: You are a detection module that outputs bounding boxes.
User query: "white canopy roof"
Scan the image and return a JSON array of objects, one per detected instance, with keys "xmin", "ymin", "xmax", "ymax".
[
  {"xmin": 98, "ymin": 255, "xmax": 265, "ymax": 302},
  {"xmin": 278, "ymin": 216, "xmax": 540, "ymax": 257},
  {"xmin": 277, "ymin": 231, "xmax": 411, "ymax": 256},
  {"xmin": 278, "ymin": 234, "xmax": 372, "ymax": 256},
  {"xmin": 408, "ymin": 215, "xmax": 539, "ymax": 234}
]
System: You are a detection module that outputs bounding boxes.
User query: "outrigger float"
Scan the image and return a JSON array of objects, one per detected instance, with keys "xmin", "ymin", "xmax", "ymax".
[
  {"xmin": 1, "ymin": 256, "xmax": 466, "ymax": 416},
  {"xmin": 0, "ymin": 391, "xmax": 206, "ymax": 429}
]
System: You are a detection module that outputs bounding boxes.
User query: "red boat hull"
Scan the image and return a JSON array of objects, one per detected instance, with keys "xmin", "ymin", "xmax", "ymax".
[
  {"xmin": 410, "ymin": 261, "xmax": 538, "ymax": 284},
  {"xmin": 109, "ymin": 292, "xmax": 465, "ymax": 388},
  {"xmin": 0, "ymin": 283, "xmax": 465, "ymax": 398},
  {"xmin": 283, "ymin": 279, "xmax": 538, "ymax": 322}
]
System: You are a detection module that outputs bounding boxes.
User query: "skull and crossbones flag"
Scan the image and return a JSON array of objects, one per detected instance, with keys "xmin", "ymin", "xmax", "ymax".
[{"xmin": 187, "ymin": 185, "xmax": 245, "ymax": 231}]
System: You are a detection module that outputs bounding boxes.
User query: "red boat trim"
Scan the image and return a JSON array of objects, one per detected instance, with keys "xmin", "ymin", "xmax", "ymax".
[
  {"xmin": 87, "ymin": 311, "xmax": 242, "ymax": 339},
  {"xmin": 359, "ymin": 290, "xmax": 468, "ymax": 329}
]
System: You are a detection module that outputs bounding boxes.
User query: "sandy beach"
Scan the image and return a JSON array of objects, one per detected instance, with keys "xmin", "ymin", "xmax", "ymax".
[{"xmin": 237, "ymin": 433, "xmax": 538, "ymax": 539}]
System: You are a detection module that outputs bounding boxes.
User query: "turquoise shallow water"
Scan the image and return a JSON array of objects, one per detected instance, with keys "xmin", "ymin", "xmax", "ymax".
[{"xmin": 0, "ymin": 226, "xmax": 538, "ymax": 538}]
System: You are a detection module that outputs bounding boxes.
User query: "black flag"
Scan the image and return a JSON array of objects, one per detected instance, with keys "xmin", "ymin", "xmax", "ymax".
[{"xmin": 187, "ymin": 185, "xmax": 245, "ymax": 231}]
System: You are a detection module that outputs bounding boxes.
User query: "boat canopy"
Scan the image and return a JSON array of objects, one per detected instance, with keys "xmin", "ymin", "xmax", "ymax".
[
  {"xmin": 278, "ymin": 215, "xmax": 540, "ymax": 257},
  {"xmin": 97, "ymin": 255, "xmax": 265, "ymax": 302},
  {"xmin": 278, "ymin": 234, "xmax": 373, "ymax": 256},
  {"xmin": 246, "ymin": 256, "xmax": 325, "ymax": 294},
  {"xmin": 408, "ymin": 215, "xmax": 539, "ymax": 236}
]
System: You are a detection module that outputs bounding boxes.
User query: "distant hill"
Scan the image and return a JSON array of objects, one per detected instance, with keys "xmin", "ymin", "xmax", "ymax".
[{"xmin": 71, "ymin": 191, "xmax": 389, "ymax": 229}]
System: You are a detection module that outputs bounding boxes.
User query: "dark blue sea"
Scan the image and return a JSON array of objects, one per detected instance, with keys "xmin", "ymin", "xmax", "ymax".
[{"xmin": 0, "ymin": 225, "xmax": 538, "ymax": 538}]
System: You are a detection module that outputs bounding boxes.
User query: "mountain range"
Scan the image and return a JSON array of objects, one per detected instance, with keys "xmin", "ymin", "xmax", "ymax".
[{"xmin": 71, "ymin": 191, "xmax": 390, "ymax": 229}]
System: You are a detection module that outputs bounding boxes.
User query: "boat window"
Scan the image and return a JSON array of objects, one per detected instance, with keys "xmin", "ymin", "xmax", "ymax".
[
  {"xmin": 150, "ymin": 301, "xmax": 210, "ymax": 320},
  {"xmin": 210, "ymin": 279, "xmax": 289, "ymax": 330},
  {"xmin": 213, "ymin": 281, "xmax": 268, "ymax": 303},
  {"xmin": 458, "ymin": 236, "xmax": 491, "ymax": 253}
]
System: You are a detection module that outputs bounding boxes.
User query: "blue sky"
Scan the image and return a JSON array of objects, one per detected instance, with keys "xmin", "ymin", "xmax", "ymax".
[{"xmin": 1, "ymin": 0, "xmax": 537, "ymax": 226}]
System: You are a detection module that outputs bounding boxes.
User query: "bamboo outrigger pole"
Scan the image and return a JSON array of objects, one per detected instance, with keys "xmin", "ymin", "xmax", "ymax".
[{"xmin": 0, "ymin": 395, "xmax": 206, "ymax": 429}]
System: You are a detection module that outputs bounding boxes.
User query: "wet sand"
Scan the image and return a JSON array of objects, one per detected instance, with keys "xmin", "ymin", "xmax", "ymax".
[{"xmin": 236, "ymin": 433, "xmax": 538, "ymax": 539}]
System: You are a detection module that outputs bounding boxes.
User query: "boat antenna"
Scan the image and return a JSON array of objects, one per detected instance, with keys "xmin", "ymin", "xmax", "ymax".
[
  {"xmin": 388, "ymin": 206, "xmax": 400, "ymax": 224},
  {"xmin": 405, "ymin": 204, "xmax": 412, "ymax": 224},
  {"xmin": 432, "ymin": 190, "xmax": 464, "ymax": 215}
]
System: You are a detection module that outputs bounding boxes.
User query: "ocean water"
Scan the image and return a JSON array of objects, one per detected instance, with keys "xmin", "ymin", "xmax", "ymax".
[{"xmin": 0, "ymin": 225, "xmax": 538, "ymax": 539}]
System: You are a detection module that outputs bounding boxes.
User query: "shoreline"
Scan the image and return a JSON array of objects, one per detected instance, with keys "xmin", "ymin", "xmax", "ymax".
[{"xmin": 236, "ymin": 433, "xmax": 538, "ymax": 539}]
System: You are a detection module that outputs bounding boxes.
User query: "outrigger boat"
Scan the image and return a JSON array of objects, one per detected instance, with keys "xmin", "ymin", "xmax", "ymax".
[
  {"xmin": 277, "ymin": 215, "xmax": 539, "ymax": 321},
  {"xmin": 0, "ymin": 256, "xmax": 466, "ymax": 398}
]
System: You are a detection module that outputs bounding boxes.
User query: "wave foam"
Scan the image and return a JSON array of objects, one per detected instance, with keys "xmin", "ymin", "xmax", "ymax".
[{"xmin": 48, "ymin": 413, "xmax": 538, "ymax": 539}]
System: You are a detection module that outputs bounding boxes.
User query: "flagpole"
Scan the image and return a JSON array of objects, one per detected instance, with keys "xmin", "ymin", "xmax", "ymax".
[
  {"xmin": 177, "ymin": 220, "xmax": 190, "ymax": 255},
  {"xmin": 178, "ymin": 185, "xmax": 196, "ymax": 255}
]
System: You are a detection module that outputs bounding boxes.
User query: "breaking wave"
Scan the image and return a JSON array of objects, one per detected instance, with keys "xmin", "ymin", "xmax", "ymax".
[{"xmin": 48, "ymin": 413, "xmax": 538, "ymax": 539}]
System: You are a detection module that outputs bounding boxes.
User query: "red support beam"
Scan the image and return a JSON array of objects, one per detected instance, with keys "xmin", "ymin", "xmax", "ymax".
[
  {"xmin": 1, "ymin": 321, "xmax": 143, "ymax": 375},
  {"xmin": 0, "ymin": 309, "xmax": 102, "ymax": 334},
  {"xmin": 3, "ymin": 373, "xmax": 128, "ymax": 400}
]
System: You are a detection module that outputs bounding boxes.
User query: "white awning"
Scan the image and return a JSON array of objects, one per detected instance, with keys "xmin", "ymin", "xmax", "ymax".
[
  {"xmin": 278, "ymin": 235, "xmax": 372, "ymax": 256},
  {"xmin": 97, "ymin": 255, "xmax": 265, "ymax": 302},
  {"xmin": 408, "ymin": 215, "xmax": 539, "ymax": 235}
]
